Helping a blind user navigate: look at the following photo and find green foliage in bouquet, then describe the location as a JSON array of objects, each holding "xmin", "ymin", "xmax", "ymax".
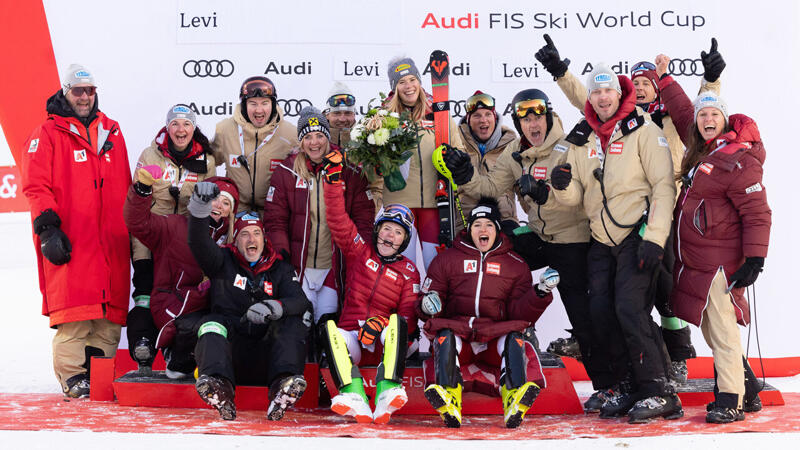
[{"xmin": 345, "ymin": 94, "xmax": 422, "ymax": 190}]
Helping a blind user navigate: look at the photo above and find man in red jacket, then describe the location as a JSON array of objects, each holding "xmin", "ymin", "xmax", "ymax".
[
  {"xmin": 419, "ymin": 198, "xmax": 554, "ymax": 428},
  {"xmin": 21, "ymin": 64, "xmax": 132, "ymax": 398}
]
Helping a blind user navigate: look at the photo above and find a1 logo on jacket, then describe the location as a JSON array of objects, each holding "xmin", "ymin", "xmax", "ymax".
[
  {"xmin": 74, "ymin": 149, "xmax": 87, "ymax": 162},
  {"xmin": 464, "ymin": 260, "xmax": 477, "ymax": 273}
]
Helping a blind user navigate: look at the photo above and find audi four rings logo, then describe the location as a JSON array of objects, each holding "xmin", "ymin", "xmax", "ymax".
[
  {"xmin": 278, "ymin": 99, "xmax": 313, "ymax": 117},
  {"xmin": 668, "ymin": 58, "xmax": 704, "ymax": 76},
  {"xmin": 183, "ymin": 59, "xmax": 235, "ymax": 78}
]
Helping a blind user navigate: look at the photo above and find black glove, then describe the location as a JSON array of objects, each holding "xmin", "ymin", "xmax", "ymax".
[
  {"xmin": 442, "ymin": 145, "xmax": 474, "ymax": 185},
  {"xmin": 187, "ymin": 182, "xmax": 220, "ymax": 218},
  {"xmin": 168, "ymin": 185, "xmax": 180, "ymax": 203},
  {"xmin": 518, "ymin": 175, "xmax": 549, "ymax": 205},
  {"xmin": 550, "ymin": 164, "xmax": 572, "ymax": 190},
  {"xmin": 534, "ymin": 34, "xmax": 570, "ymax": 79},
  {"xmin": 245, "ymin": 300, "xmax": 284, "ymax": 324},
  {"xmin": 701, "ymin": 37, "xmax": 726, "ymax": 82},
  {"xmin": 729, "ymin": 257, "xmax": 764, "ymax": 289},
  {"xmin": 637, "ymin": 240, "xmax": 664, "ymax": 271},
  {"xmin": 33, "ymin": 209, "xmax": 72, "ymax": 265}
]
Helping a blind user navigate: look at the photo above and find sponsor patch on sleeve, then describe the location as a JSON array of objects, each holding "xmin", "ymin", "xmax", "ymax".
[
  {"xmin": 28, "ymin": 139, "xmax": 39, "ymax": 153},
  {"xmin": 413, "ymin": 283, "xmax": 420, "ymax": 293},
  {"xmin": 266, "ymin": 186, "xmax": 275, "ymax": 202},
  {"xmin": 353, "ymin": 233, "xmax": 365, "ymax": 245},
  {"xmin": 553, "ymin": 143, "xmax": 567, "ymax": 153},
  {"xmin": 658, "ymin": 136, "xmax": 669, "ymax": 147},
  {"xmin": 406, "ymin": 262, "xmax": 415, "ymax": 272},
  {"xmin": 270, "ymin": 159, "xmax": 282, "ymax": 171},
  {"xmin": 366, "ymin": 190, "xmax": 373, "ymax": 200},
  {"xmin": 745, "ymin": 182, "xmax": 763, "ymax": 194},
  {"xmin": 422, "ymin": 277, "xmax": 432, "ymax": 293}
]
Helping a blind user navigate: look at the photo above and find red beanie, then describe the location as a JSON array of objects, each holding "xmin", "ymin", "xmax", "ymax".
[
  {"xmin": 232, "ymin": 213, "xmax": 264, "ymax": 240},
  {"xmin": 630, "ymin": 66, "xmax": 661, "ymax": 94}
]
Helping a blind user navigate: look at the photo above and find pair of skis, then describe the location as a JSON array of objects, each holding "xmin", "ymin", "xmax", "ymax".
[{"xmin": 429, "ymin": 50, "xmax": 466, "ymax": 249}]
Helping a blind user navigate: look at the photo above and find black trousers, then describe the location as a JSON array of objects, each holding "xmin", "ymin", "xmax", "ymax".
[
  {"xmin": 125, "ymin": 306, "xmax": 157, "ymax": 360},
  {"xmin": 195, "ymin": 313, "xmax": 309, "ymax": 387},
  {"xmin": 587, "ymin": 232, "xmax": 670, "ymax": 397},
  {"xmin": 653, "ymin": 229, "xmax": 696, "ymax": 362},
  {"xmin": 511, "ymin": 231, "xmax": 608, "ymax": 389}
]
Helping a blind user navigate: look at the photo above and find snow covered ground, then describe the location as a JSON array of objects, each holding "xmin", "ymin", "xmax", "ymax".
[{"xmin": 1, "ymin": 210, "xmax": 798, "ymax": 448}]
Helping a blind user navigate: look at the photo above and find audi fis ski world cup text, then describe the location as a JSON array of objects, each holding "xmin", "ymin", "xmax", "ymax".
[{"xmin": 420, "ymin": 10, "xmax": 706, "ymax": 31}]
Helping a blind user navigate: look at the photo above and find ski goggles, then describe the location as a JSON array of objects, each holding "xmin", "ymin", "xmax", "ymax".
[
  {"xmin": 381, "ymin": 204, "xmax": 415, "ymax": 229},
  {"xmin": 514, "ymin": 99, "xmax": 548, "ymax": 118},
  {"xmin": 69, "ymin": 86, "xmax": 96, "ymax": 97},
  {"xmin": 465, "ymin": 93, "xmax": 495, "ymax": 113},
  {"xmin": 631, "ymin": 61, "xmax": 656, "ymax": 73},
  {"xmin": 327, "ymin": 94, "xmax": 356, "ymax": 107},
  {"xmin": 240, "ymin": 79, "xmax": 275, "ymax": 99}
]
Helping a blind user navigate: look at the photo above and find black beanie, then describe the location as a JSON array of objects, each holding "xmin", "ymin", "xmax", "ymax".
[{"xmin": 467, "ymin": 197, "xmax": 502, "ymax": 232}]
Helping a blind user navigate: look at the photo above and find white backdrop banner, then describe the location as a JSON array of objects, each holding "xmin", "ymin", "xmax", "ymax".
[{"xmin": 3, "ymin": 0, "xmax": 796, "ymax": 357}]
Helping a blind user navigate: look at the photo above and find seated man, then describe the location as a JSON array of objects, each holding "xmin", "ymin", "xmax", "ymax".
[
  {"xmin": 124, "ymin": 168, "xmax": 239, "ymax": 378},
  {"xmin": 320, "ymin": 151, "xmax": 420, "ymax": 424},
  {"xmin": 418, "ymin": 198, "xmax": 556, "ymax": 429},
  {"xmin": 186, "ymin": 182, "xmax": 312, "ymax": 421}
]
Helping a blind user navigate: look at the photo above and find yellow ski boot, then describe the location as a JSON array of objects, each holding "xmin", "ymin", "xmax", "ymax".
[
  {"xmin": 501, "ymin": 382, "xmax": 540, "ymax": 428},
  {"xmin": 424, "ymin": 383, "xmax": 462, "ymax": 428}
]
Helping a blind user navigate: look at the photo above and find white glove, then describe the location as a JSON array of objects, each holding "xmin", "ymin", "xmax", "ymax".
[{"xmin": 420, "ymin": 291, "xmax": 442, "ymax": 316}]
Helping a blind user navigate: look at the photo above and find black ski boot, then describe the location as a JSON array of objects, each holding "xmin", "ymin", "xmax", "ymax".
[
  {"xmin": 706, "ymin": 395, "xmax": 762, "ymax": 413},
  {"xmin": 706, "ymin": 405, "xmax": 745, "ymax": 423},
  {"xmin": 133, "ymin": 337, "xmax": 155, "ymax": 376},
  {"xmin": 584, "ymin": 388, "xmax": 615, "ymax": 413},
  {"xmin": 195, "ymin": 374, "xmax": 236, "ymax": 420},
  {"xmin": 628, "ymin": 394, "xmax": 684, "ymax": 423},
  {"xmin": 599, "ymin": 378, "xmax": 637, "ymax": 418},
  {"xmin": 668, "ymin": 360, "xmax": 688, "ymax": 384},
  {"xmin": 65, "ymin": 374, "xmax": 90, "ymax": 398},
  {"xmin": 546, "ymin": 330, "xmax": 582, "ymax": 360}
]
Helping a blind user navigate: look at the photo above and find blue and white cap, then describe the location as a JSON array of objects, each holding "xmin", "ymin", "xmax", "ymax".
[
  {"xmin": 61, "ymin": 63, "xmax": 95, "ymax": 94},
  {"xmin": 586, "ymin": 63, "xmax": 621, "ymax": 96},
  {"xmin": 693, "ymin": 91, "xmax": 729, "ymax": 123},
  {"xmin": 166, "ymin": 104, "xmax": 197, "ymax": 128}
]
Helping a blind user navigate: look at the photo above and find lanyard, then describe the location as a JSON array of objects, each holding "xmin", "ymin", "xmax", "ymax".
[
  {"xmin": 593, "ymin": 122, "xmax": 621, "ymax": 171},
  {"xmin": 238, "ymin": 125, "xmax": 275, "ymax": 157}
]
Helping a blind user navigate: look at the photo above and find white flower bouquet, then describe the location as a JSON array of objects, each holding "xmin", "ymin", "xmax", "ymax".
[{"xmin": 346, "ymin": 95, "xmax": 421, "ymax": 191}]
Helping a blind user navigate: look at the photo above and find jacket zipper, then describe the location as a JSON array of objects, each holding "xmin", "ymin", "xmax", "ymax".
[
  {"xmin": 312, "ymin": 174, "xmax": 321, "ymax": 267},
  {"xmin": 365, "ymin": 262, "xmax": 385, "ymax": 309},
  {"xmin": 417, "ymin": 139, "xmax": 424, "ymax": 206},
  {"xmin": 251, "ymin": 131, "xmax": 259, "ymax": 212},
  {"xmin": 528, "ymin": 158, "xmax": 548, "ymax": 238},
  {"xmin": 174, "ymin": 165, "xmax": 183, "ymax": 214}
]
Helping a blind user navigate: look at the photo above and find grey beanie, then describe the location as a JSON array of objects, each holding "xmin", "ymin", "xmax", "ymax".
[
  {"xmin": 62, "ymin": 63, "xmax": 95, "ymax": 94},
  {"xmin": 586, "ymin": 63, "xmax": 621, "ymax": 96},
  {"xmin": 324, "ymin": 81, "xmax": 356, "ymax": 114},
  {"xmin": 297, "ymin": 106, "xmax": 331, "ymax": 142},
  {"xmin": 693, "ymin": 91, "xmax": 729, "ymax": 123},
  {"xmin": 387, "ymin": 57, "xmax": 421, "ymax": 91},
  {"xmin": 166, "ymin": 104, "xmax": 197, "ymax": 128}
]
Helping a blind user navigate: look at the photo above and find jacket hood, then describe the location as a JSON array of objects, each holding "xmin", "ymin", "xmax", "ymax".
[
  {"xmin": 458, "ymin": 120, "xmax": 516, "ymax": 155},
  {"xmin": 584, "ymin": 75, "xmax": 637, "ymax": 148},
  {"xmin": 708, "ymin": 114, "xmax": 765, "ymax": 166},
  {"xmin": 153, "ymin": 127, "xmax": 209, "ymax": 171},
  {"xmin": 46, "ymin": 89, "xmax": 99, "ymax": 126},
  {"xmin": 519, "ymin": 111, "xmax": 565, "ymax": 159}
]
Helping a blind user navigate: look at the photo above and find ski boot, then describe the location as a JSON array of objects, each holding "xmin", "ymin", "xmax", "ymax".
[
  {"xmin": 501, "ymin": 381, "xmax": 541, "ymax": 428},
  {"xmin": 65, "ymin": 374, "xmax": 90, "ymax": 398},
  {"xmin": 267, "ymin": 375, "xmax": 307, "ymax": 421},
  {"xmin": 546, "ymin": 330, "xmax": 582, "ymax": 360},
  {"xmin": 424, "ymin": 384, "xmax": 462, "ymax": 428},
  {"xmin": 628, "ymin": 394, "xmax": 684, "ymax": 424},
  {"xmin": 583, "ymin": 388, "xmax": 616, "ymax": 413},
  {"xmin": 668, "ymin": 360, "xmax": 689, "ymax": 384},
  {"xmin": 373, "ymin": 386, "xmax": 408, "ymax": 424},
  {"xmin": 195, "ymin": 374, "xmax": 236, "ymax": 420},
  {"xmin": 133, "ymin": 337, "xmax": 155, "ymax": 376},
  {"xmin": 707, "ymin": 396, "xmax": 762, "ymax": 413},
  {"xmin": 599, "ymin": 378, "xmax": 637, "ymax": 418},
  {"xmin": 331, "ymin": 392, "xmax": 373, "ymax": 423}
]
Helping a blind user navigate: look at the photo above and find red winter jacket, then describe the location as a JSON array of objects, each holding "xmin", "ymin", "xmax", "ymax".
[
  {"xmin": 264, "ymin": 149, "xmax": 374, "ymax": 289},
  {"xmin": 671, "ymin": 114, "xmax": 771, "ymax": 326},
  {"xmin": 324, "ymin": 180, "xmax": 420, "ymax": 333},
  {"xmin": 124, "ymin": 186, "xmax": 219, "ymax": 348},
  {"xmin": 21, "ymin": 92, "xmax": 131, "ymax": 327},
  {"xmin": 421, "ymin": 232, "xmax": 551, "ymax": 342}
]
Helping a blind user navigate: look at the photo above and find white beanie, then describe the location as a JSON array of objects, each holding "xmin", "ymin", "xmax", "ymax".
[
  {"xmin": 586, "ymin": 63, "xmax": 621, "ymax": 96},
  {"xmin": 62, "ymin": 64, "xmax": 95, "ymax": 94},
  {"xmin": 323, "ymin": 81, "xmax": 356, "ymax": 114},
  {"xmin": 693, "ymin": 91, "xmax": 729, "ymax": 123}
]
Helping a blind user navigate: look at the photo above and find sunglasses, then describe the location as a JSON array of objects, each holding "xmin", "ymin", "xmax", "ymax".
[
  {"xmin": 514, "ymin": 99, "xmax": 548, "ymax": 118},
  {"xmin": 631, "ymin": 61, "xmax": 656, "ymax": 73},
  {"xmin": 240, "ymin": 80, "xmax": 275, "ymax": 99},
  {"xmin": 466, "ymin": 93, "xmax": 495, "ymax": 113},
  {"xmin": 327, "ymin": 94, "xmax": 355, "ymax": 107},
  {"xmin": 383, "ymin": 204, "xmax": 415, "ymax": 228},
  {"xmin": 70, "ymin": 86, "xmax": 96, "ymax": 97}
]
